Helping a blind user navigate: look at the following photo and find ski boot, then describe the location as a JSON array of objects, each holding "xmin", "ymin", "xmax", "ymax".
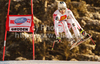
[
  {"xmin": 79, "ymin": 28, "xmax": 85, "ymax": 35},
  {"xmin": 79, "ymin": 28, "xmax": 90, "ymax": 39},
  {"xmin": 83, "ymin": 33, "xmax": 90, "ymax": 40}
]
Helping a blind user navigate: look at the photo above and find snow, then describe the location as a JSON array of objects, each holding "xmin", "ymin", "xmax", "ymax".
[{"xmin": 0, "ymin": 60, "xmax": 100, "ymax": 64}]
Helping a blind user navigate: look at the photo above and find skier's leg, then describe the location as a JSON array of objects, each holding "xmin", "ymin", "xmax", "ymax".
[
  {"xmin": 54, "ymin": 20, "xmax": 62, "ymax": 43},
  {"xmin": 67, "ymin": 19, "xmax": 81, "ymax": 41},
  {"xmin": 61, "ymin": 21, "xmax": 73, "ymax": 39},
  {"xmin": 61, "ymin": 21, "xmax": 75, "ymax": 45}
]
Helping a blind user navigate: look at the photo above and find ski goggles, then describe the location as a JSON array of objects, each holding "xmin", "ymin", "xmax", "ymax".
[{"xmin": 59, "ymin": 8, "xmax": 66, "ymax": 11}]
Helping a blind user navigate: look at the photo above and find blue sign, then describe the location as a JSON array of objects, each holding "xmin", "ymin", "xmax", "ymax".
[{"xmin": 14, "ymin": 17, "xmax": 27, "ymax": 25}]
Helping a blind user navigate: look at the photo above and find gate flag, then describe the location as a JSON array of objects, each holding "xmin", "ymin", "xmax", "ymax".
[
  {"xmin": 6, "ymin": 15, "xmax": 34, "ymax": 32},
  {"xmin": 3, "ymin": 0, "xmax": 34, "ymax": 61}
]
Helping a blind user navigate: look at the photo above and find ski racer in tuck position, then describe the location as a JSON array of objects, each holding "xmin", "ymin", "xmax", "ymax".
[{"xmin": 53, "ymin": 1, "xmax": 89, "ymax": 46}]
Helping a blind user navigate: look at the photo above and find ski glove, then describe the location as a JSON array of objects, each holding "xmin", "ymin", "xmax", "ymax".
[
  {"xmin": 79, "ymin": 28, "xmax": 85, "ymax": 36},
  {"xmin": 56, "ymin": 37, "xmax": 61, "ymax": 43}
]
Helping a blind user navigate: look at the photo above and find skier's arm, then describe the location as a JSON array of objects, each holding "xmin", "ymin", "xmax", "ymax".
[
  {"xmin": 53, "ymin": 14, "xmax": 60, "ymax": 37},
  {"xmin": 69, "ymin": 11, "xmax": 85, "ymax": 36},
  {"xmin": 69, "ymin": 11, "xmax": 82, "ymax": 29}
]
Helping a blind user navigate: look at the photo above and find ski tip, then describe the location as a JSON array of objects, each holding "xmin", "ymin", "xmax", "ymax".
[{"xmin": 70, "ymin": 48, "xmax": 72, "ymax": 50}]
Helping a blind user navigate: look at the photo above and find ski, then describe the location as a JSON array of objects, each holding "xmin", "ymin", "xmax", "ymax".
[
  {"xmin": 69, "ymin": 39, "xmax": 81, "ymax": 50},
  {"xmin": 75, "ymin": 35, "xmax": 92, "ymax": 47},
  {"xmin": 70, "ymin": 35, "xmax": 92, "ymax": 50}
]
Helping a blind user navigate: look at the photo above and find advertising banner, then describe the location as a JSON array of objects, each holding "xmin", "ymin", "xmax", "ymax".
[{"xmin": 6, "ymin": 15, "xmax": 33, "ymax": 32}]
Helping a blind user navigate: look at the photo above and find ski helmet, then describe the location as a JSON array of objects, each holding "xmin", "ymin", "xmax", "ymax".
[{"xmin": 58, "ymin": 1, "xmax": 67, "ymax": 10}]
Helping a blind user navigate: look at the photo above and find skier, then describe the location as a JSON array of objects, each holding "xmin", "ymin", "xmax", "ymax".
[{"xmin": 53, "ymin": 1, "xmax": 86, "ymax": 45}]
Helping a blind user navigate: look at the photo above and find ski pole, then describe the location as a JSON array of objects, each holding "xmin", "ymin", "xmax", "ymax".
[
  {"xmin": 51, "ymin": 40, "xmax": 59, "ymax": 50},
  {"xmin": 88, "ymin": 34, "xmax": 96, "ymax": 46},
  {"xmin": 51, "ymin": 41, "xmax": 55, "ymax": 50}
]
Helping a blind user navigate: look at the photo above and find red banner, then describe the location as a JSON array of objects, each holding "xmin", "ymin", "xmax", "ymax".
[{"xmin": 6, "ymin": 15, "xmax": 34, "ymax": 32}]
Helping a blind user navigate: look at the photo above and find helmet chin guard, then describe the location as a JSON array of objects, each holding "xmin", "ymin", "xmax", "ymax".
[{"xmin": 58, "ymin": 1, "xmax": 67, "ymax": 10}]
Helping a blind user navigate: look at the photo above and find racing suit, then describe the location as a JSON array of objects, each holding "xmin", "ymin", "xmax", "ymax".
[{"xmin": 53, "ymin": 8, "xmax": 82, "ymax": 40}]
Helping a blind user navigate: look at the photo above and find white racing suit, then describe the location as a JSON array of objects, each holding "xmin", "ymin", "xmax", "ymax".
[{"xmin": 53, "ymin": 8, "xmax": 82, "ymax": 40}]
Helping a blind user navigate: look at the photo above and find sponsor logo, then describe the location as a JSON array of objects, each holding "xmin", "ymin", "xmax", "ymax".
[
  {"xmin": 14, "ymin": 17, "xmax": 27, "ymax": 25},
  {"xmin": 10, "ymin": 27, "xmax": 29, "ymax": 31},
  {"xmin": 10, "ymin": 17, "xmax": 31, "ymax": 25},
  {"xmin": 60, "ymin": 15, "xmax": 67, "ymax": 21},
  {"xmin": 53, "ymin": 14, "xmax": 57, "ymax": 21},
  {"xmin": 53, "ymin": 14, "xmax": 57, "ymax": 16}
]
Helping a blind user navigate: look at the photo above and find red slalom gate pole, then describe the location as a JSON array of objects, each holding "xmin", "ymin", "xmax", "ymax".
[
  {"xmin": 31, "ymin": 0, "xmax": 34, "ymax": 60},
  {"xmin": 2, "ymin": 30, "xmax": 7, "ymax": 61},
  {"xmin": 3, "ymin": 0, "xmax": 10, "ymax": 61},
  {"xmin": 32, "ymin": 32, "xmax": 35, "ymax": 60},
  {"xmin": 7, "ymin": 0, "xmax": 11, "ymax": 15},
  {"xmin": 31, "ymin": 0, "xmax": 33, "ymax": 15}
]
